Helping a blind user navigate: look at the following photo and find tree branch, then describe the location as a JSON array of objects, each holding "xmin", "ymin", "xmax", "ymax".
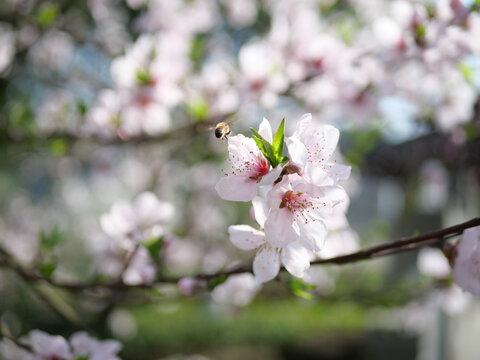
[{"xmin": 0, "ymin": 217, "xmax": 478, "ymax": 292}]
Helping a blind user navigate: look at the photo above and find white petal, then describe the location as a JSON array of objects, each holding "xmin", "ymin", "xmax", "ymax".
[
  {"xmin": 227, "ymin": 134, "xmax": 263, "ymax": 169},
  {"xmin": 264, "ymin": 208, "xmax": 299, "ymax": 248},
  {"xmin": 304, "ymin": 125, "xmax": 339, "ymax": 166},
  {"xmin": 257, "ymin": 165, "xmax": 283, "ymax": 186},
  {"xmin": 252, "ymin": 196, "xmax": 268, "ymax": 228},
  {"xmin": 258, "ymin": 117, "xmax": 273, "ymax": 143},
  {"xmin": 287, "ymin": 138, "xmax": 308, "ymax": 166},
  {"xmin": 135, "ymin": 191, "xmax": 174, "ymax": 226},
  {"xmin": 30, "ymin": 330, "xmax": 71, "ymax": 358},
  {"xmin": 295, "ymin": 184, "xmax": 348, "ymax": 214},
  {"xmin": 253, "ymin": 244, "xmax": 280, "ymax": 283},
  {"xmin": 305, "ymin": 163, "xmax": 332, "ymax": 186},
  {"xmin": 100, "ymin": 201, "xmax": 136, "ymax": 237},
  {"xmin": 324, "ymin": 163, "xmax": 351, "ymax": 182},
  {"xmin": 228, "ymin": 225, "xmax": 265, "ymax": 250},
  {"xmin": 296, "ymin": 215, "xmax": 328, "ymax": 252},
  {"xmin": 215, "ymin": 175, "xmax": 257, "ymax": 201},
  {"xmin": 293, "ymin": 113, "xmax": 312, "ymax": 139},
  {"xmin": 281, "ymin": 241, "xmax": 311, "ymax": 278}
]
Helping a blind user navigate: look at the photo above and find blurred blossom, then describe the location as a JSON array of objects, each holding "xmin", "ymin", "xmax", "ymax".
[
  {"xmin": 436, "ymin": 77, "xmax": 476, "ymax": 132},
  {"xmin": 452, "ymin": 226, "xmax": 480, "ymax": 296},
  {"xmin": 100, "ymin": 191, "xmax": 174, "ymax": 248},
  {"xmin": 201, "ymin": 248, "xmax": 228, "ymax": 274},
  {"xmin": 29, "ymin": 330, "xmax": 72, "ymax": 359},
  {"xmin": 211, "ymin": 273, "xmax": 261, "ymax": 307},
  {"xmin": 0, "ymin": 339, "xmax": 31, "ymax": 360},
  {"xmin": 84, "ymin": 89, "xmax": 123, "ymax": 138},
  {"xmin": 417, "ymin": 247, "xmax": 451, "ymax": 279},
  {"xmin": 36, "ymin": 90, "xmax": 78, "ymax": 133},
  {"xmin": 416, "ymin": 160, "xmax": 449, "ymax": 213},
  {"xmin": 303, "ymin": 266, "xmax": 335, "ymax": 295},
  {"xmin": 107, "ymin": 309, "xmax": 138, "ymax": 340},
  {"xmin": 321, "ymin": 228, "xmax": 360, "ymax": 259},
  {"xmin": 0, "ymin": 22, "xmax": 15, "ymax": 75},
  {"xmin": 0, "ymin": 223, "xmax": 38, "ymax": 266},
  {"xmin": 221, "ymin": 0, "xmax": 258, "ymax": 27},
  {"xmin": 70, "ymin": 332, "xmax": 122, "ymax": 360},
  {"xmin": 239, "ymin": 41, "xmax": 288, "ymax": 108},
  {"xmin": 135, "ymin": 0, "xmax": 219, "ymax": 34},
  {"xmin": 0, "ymin": 329, "xmax": 123, "ymax": 360},
  {"xmin": 27, "ymin": 30, "xmax": 73, "ymax": 71},
  {"xmin": 164, "ymin": 239, "xmax": 203, "ymax": 275},
  {"xmin": 123, "ymin": 246, "xmax": 156, "ymax": 285},
  {"xmin": 178, "ymin": 277, "xmax": 206, "ymax": 296}
]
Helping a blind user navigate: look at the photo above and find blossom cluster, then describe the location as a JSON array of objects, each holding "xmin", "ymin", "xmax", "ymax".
[
  {"xmin": 75, "ymin": 0, "xmax": 480, "ymax": 140},
  {"xmin": 0, "ymin": 330, "xmax": 122, "ymax": 360},
  {"xmin": 416, "ymin": 225, "xmax": 480, "ymax": 303},
  {"xmin": 452, "ymin": 226, "xmax": 480, "ymax": 296},
  {"xmin": 215, "ymin": 114, "xmax": 351, "ymax": 283},
  {"xmin": 96, "ymin": 191, "xmax": 174, "ymax": 285}
]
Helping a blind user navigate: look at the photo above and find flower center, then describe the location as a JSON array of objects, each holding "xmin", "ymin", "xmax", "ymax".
[
  {"xmin": 280, "ymin": 191, "xmax": 309, "ymax": 211},
  {"xmin": 279, "ymin": 190, "xmax": 324, "ymax": 225},
  {"xmin": 246, "ymin": 155, "xmax": 270, "ymax": 181}
]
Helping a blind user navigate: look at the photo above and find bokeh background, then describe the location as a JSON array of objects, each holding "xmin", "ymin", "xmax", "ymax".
[{"xmin": 1, "ymin": 0, "xmax": 480, "ymax": 359}]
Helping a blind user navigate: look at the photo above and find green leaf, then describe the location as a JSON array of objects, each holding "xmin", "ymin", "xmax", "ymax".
[
  {"xmin": 190, "ymin": 35, "xmax": 206, "ymax": 65},
  {"xmin": 250, "ymin": 128, "xmax": 276, "ymax": 167},
  {"xmin": 142, "ymin": 236, "xmax": 164, "ymax": 260},
  {"xmin": 272, "ymin": 118, "xmax": 286, "ymax": 165},
  {"xmin": 39, "ymin": 226, "xmax": 63, "ymax": 250},
  {"xmin": 49, "ymin": 139, "xmax": 68, "ymax": 157},
  {"xmin": 208, "ymin": 275, "xmax": 228, "ymax": 290},
  {"xmin": 288, "ymin": 278, "xmax": 316, "ymax": 300},
  {"xmin": 459, "ymin": 62, "xmax": 474, "ymax": 83},
  {"xmin": 136, "ymin": 69, "xmax": 152, "ymax": 86},
  {"xmin": 74, "ymin": 356, "xmax": 89, "ymax": 360},
  {"xmin": 186, "ymin": 98, "xmax": 209, "ymax": 122},
  {"xmin": 36, "ymin": 3, "xmax": 59, "ymax": 27},
  {"xmin": 37, "ymin": 261, "xmax": 56, "ymax": 278},
  {"xmin": 77, "ymin": 100, "xmax": 87, "ymax": 116}
]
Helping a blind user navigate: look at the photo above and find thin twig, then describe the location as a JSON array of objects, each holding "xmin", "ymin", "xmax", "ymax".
[
  {"xmin": 0, "ymin": 325, "xmax": 33, "ymax": 353},
  {"xmin": 0, "ymin": 217, "xmax": 478, "ymax": 292}
]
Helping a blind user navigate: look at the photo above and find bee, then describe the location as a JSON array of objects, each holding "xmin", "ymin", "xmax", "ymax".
[
  {"xmin": 197, "ymin": 118, "xmax": 236, "ymax": 143},
  {"xmin": 214, "ymin": 121, "xmax": 232, "ymax": 143}
]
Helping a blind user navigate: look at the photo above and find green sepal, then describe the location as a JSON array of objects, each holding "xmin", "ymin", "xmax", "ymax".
[
  {"xmin": 272, "ymin": 118, "xmax": 286, "ymax": 165},
  {"xmin": 207, "ymin": 275, "xmax": 228, "ymax": 290},
  {"xmin": 37, "ymin": 261, "xmax": 57, "ymax": 278},
  {"xmin": 288, "ymin": 278, "xmax": 316, "ymax": 300},
  {"xmin": 142, "ymin": 236, "xmax": 164, "ymax": 261},
  {"xmin": 39, "ymin": 226, "xmax": 63, "ymax": 250}
]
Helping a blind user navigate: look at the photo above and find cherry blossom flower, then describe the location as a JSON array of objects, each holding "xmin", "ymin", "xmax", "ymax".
[
  {"xmin": 211, "ymin": 273, "xmax": 261, "ymax": 306},
  {"xmin": 70, "ymin": 332, "xmax": 122, "ymax": 360},
  {"xmin": 264, "ymin": 174, "xmax": 347, "ymax": 252},
  {"xmin": 228, "ymin": 197, "xmax": 311, "ymax": 283},
  {"xmin": 100, "ymin": 191, "xmax": 174, "ymax": 248},
  {"xmin": 178, "ymin": 277, "xmax": 206, "ymax": 296},
  {"xmin": 0, "ymin": 22, "xmax": 15, "ymax": 75},
  {"xmin": 215, "ymin": 118, "xmax": 283, "ymax": 202},
  {"xmin": 122, "ymin": 246, "xmax": 156, "ymax": 285},
  {"xmin": 0, "ymin": 330, "xmax": 122, "ymax": 360},
  {"xmin": 417, "ymin": 247, "xmax": 451, "ymax": 280},
  {"xmin": 452, "ymin": 226, "xmax": 480, "ymax": 296},
  {"xmin": 286, "ymin": 114, "xmax": 351, "ymax": 186},
  {"xmin": 29, "ymin": 330, "xmax": 72, "ymax": 360}
]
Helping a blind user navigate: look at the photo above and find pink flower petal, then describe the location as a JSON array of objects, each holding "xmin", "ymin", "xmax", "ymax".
[
  {"xmin": 228, "ymin": 225, "xmax": 265, "ymax": 250},
  {"xmin": 264, "ymin": 208, "xmax": 299, "ymax": 248},
  {"xmin": 253, "ymin": 244, "xmax": 280, "ymax": 283},
  {"xmin": 281, "ymin": 241, "xmax": 311, "ymax": 278},
  {"xmin": 215, "ymin": 175, "xmax": 257, "ymax": 201}
]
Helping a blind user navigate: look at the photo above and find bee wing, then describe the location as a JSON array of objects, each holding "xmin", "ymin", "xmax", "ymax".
[{"xmin": 195, "ymin": 123, "xmax": 216, "ymax": 132}]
